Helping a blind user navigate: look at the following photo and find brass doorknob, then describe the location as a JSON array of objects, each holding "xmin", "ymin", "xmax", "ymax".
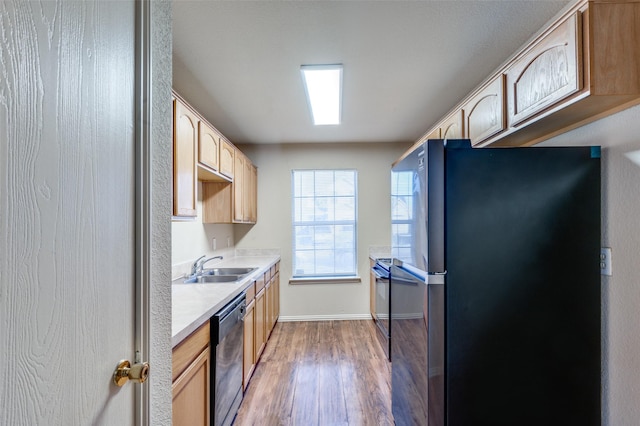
[{"xmin": 113, "ymin": 359, "xmax": 150, "ymax": 387}]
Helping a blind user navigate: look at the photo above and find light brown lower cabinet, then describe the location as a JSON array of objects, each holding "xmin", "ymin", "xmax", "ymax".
[
  {"xmin": 242, "ymin": 262, "xmax": 280, "ymax": 389},
  {"xmin": 172, "ymin": 322, "xmax": 211, "ymax": 426},
  {"xmin": 243, "ymin": 298, "xmax": 256, "ymax": 390},
  {"xmin": 254, "ymin": 288, "xmax": 266, "ymax": 362},
  {"xmin": 369, "ymin": 259, "xmax": 376, "ymax": 320}
]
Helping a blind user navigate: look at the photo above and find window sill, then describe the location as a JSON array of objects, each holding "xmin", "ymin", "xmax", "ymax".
[{"xmin": 289, "ymin": 276, "xmax": 362, "ymax": 285}]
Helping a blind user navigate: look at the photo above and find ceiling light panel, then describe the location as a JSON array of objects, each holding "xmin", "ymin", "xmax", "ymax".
[{"xmin": 301, "ymin": 64, "xmax": 343, "ymax": 126}]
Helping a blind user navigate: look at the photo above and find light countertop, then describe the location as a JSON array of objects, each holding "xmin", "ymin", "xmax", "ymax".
[{"xmin": 172, "ymin": 254, "xmax": 280, "ymax": 347}]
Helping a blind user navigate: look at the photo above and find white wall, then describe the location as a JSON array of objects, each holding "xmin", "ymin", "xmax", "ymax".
[
  {"xmin": 171, "ymin": 182, "xmax": 236, "ymax": 277},
  {"xmin": 537, "ymin": 104, "xmax": 640, "ymax": 426},
  {"xmin": 237, "ymin": 142, "xmax": 410, "ymax": 320}
]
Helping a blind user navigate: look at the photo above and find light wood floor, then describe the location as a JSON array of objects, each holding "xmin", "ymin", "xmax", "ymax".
[{"xmin": 235, "ymin": 320, "xmax": 393, "ymax": 426}]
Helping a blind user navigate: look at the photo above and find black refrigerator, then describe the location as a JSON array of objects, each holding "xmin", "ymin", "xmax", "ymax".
[{"xmin": 390, "ymin": 139, "xmax": 601, "ymax": 426}]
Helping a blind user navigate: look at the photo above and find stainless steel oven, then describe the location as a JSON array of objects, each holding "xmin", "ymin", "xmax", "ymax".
[
  {"xmin": 372, "ymin": 258, "xmax": 391, "ymax": 360},
  {"xmin": 211, "ymin": 293, "xmax": 246, "ymax": 426}
]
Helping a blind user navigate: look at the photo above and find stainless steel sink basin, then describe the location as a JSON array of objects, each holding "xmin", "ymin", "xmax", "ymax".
[
  {"xmin": 193, "ymin": 275, "xmax": 240, "ymax": 283},
  {"xmin": 181, "ymin": 275, "xmax": 239, "ymax": 284},
  {"xmin": 203, "ymin": 267, "xmax": 258, "ymax": 276}
]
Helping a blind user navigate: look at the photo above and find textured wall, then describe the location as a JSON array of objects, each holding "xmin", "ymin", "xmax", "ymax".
[
  {"xmin": 538, "ymin": 104, "xmax": 640, "ymax": 425},
  {"xmin": 150, "ymin": 0, "xmax": 173, "ymax": 424},
  {"xmin": 237, "ymin": 142, "xmax": 410, "ymax": 320}
]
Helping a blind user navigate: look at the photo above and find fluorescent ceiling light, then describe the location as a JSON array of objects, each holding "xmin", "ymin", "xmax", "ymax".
[{"xmin": 301, "ymin": 64, "xmax": 342, "ymax": 125}]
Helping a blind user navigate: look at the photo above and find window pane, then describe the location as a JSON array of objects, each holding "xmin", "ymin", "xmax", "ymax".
[
  {"xmin": 315, "ymin": 250, "xmax": 335, "ymax": 274},
  {"xmin": 315, "ymin": 171, "xmax": 334, "ymax": 196},
  {"xmin": 315, "ymin": 197, "xmax": 334, "ymax": 222},
  {"xmin": 300, "ymin": 197, "xmax": 315, "ymax": 222},
  {"xmin": 335, "ymin": 170, "xmax": 355, "ymax": 196},
  {"xmin": 314, "ymin": 225, "xmax": 334, "ymax": 250},
  {"xmin": 335, "ymin": 225, "xmax": 354, "ymax": 248},
  {"xmin": 299, "ymin": 171, "xmax": 315, "ymax": 197},
  {"xmin": 335, "ymin": 197, "xmax": 354, "ymax": 221},
  {"xmin": 335, "ymin": 249, "xmax": 355, "ymax": 273},
  {"xmin": 295, "ymin": 225, "xmax": 315, "ymax": 250},
  {"xmin": 294, "ymin": 250, "xmax": 314, "ymax": 275}
]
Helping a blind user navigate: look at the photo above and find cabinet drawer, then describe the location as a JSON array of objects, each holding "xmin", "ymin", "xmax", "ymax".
[
  {"xmin": 462, "ymin": 75, "xmax": 505, "ymax": 145},
  {"xmin": 255, "ymin": 275, "xmax": 265, "ymax": 292},
  {"xmin": 172, "ymin": 321, "xmax": 210, "ymax": 381},
  {"xmin": 506, "ymin": 12, "xmax": 582, "ymax": 127},
  {"xmin": 245, "ymin": 281, "xmax": 256, "ymax": 301}
]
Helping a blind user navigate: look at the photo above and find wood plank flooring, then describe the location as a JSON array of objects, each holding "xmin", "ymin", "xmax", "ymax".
[{"xmin": 234, "ymin": 320, "xmax": 393, "ymax": 426}]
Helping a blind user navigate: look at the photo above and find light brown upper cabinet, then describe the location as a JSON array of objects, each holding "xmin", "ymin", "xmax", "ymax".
[
  {"xmin": 249, "ymin": 164, "xmax": 257, "ymax": 223},
  {"xmin": 425, "ymin": 128, "xmax": 441, "ymax": 140},
  {"xmin": 462, "ymin": 75, "xmax": 505, "ymax": 145},
  {"xmin": 173, "ymin": 97, "xmax": 197, "ymax": 218},
  {"xmin": 233, "ymin": 153, "xmax": 245, "ymax": 223},
  {"xmin": 198, "ymin": 121, "xmax": 219, "ymax": 172},
  {"xmin": 506, "ymin": 13, "xmax": 581, "ymax": 128},
  {"xmin": 219, "ymin": 140, "xmax": 235, "ymax": 179},
  {"xmin": 441, "ymin": 110, "xmax": 463, "ymax": 139}
]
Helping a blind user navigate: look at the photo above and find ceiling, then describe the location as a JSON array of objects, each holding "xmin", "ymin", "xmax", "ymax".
[{"xmin": 172, "ymin": 0, "xmax": 572, "ymax": 145}]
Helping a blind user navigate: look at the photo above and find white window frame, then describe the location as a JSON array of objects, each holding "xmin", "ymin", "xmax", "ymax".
[{"xmin": 291, "ymin": 169, "xmax": 358, "ymax": 280}]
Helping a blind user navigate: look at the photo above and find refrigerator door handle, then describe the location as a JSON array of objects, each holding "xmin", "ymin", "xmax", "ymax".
[{"xmin": 426, "ymin": 273, "xmax": 445, "ymax": 285}]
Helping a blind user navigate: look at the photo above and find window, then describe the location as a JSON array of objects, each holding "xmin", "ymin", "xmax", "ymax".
[
  {"xmin": 391, "ymin": 170, "xmax": 414, "ymax": 262},
  {"xmin": 292, "ymin": 170, "xmax": 357, "ymax": 278}
]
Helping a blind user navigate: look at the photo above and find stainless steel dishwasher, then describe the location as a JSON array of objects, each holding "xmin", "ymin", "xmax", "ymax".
[{"xmin": 211, "ymin": 293, "xmax": 246, "ymax": 426}]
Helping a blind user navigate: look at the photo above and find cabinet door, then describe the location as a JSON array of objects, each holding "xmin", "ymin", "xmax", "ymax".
[
  {"xmin": 233, "ymin": 153, "xmax": 245, "ymax": 222},
  {"xmin": 198, "ymin": 121, "xmax": 219, "ymax": 171},
  {"xmin": 370, "ymin": 259, "xmax": 376, "ymax": 320},
  {"xmin": 173, "ymin": 99, "xmax": 197, "ymax": 217},
  {"xmin": 265, "ymin": 280, "xmax": 273, "ymax": 336},
  {"xmin": 462, "ymin": 75, "xmax": 505, "ymax": 145},
  {"xmin": 250, "ymin": 164, "xmax": 258, "ymax": 223},
  {"xmin": 506, "ymin": 12, "xmax": 581, "ymax": 127},
  {"xmin": 274, "ymin": 271, "xmax": 280, "ymax": 321},
  {"xmin": 243, "ymin": 158, "xmax": 252, "ymax": 222},
  {"xmin": 441, "ymin": 110, "xmax": 463, "ymax": 139},
  {"xmin": 254, "ymin": 289, "xmax": 266, "ymax": 361},
  {"xmin": 172, "ymin": 347, "xmax": 210, "ymax": 426},
  {"xmin": 219, "ymin": 140, "xmax": 235, "ymax": 178},
  {"xmin": 425, "ymin": 127, "xmax": 441, "ymax": 140},
  {"xmin": 243, "ymin": 299, "xmax": 255, "ymax": 390}
]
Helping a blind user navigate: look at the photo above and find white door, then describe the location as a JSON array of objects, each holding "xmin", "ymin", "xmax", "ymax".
[{"xmin": 0, "ymin": 1, "xmax": 139, "ymax": 424}]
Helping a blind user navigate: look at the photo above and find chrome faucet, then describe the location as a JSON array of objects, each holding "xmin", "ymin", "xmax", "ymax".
[
  {"xmin": 190, "ymin": 255, "xmax": 206, "ymax": 276},
  {"xmin": 194, "ymin": 255, "xmax": 224, "ymax": 275}
]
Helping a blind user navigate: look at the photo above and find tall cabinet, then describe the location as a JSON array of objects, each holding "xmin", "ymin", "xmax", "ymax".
[{"xmin": 173, "ymin": 97, "xmax": 198, "ymax": 218}]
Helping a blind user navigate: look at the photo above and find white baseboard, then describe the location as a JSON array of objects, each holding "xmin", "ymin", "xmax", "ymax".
[{"xmin": 278, "ymin": 313, "xmax": 373, "ymax": 322}]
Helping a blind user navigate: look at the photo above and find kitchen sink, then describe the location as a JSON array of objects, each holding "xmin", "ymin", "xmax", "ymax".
[
  {"xmin": 202, "ymin": 267, "xmax": 258, "ymax": 276},
  {"xmin": 179, "ymin": 266, "xmax": 258, "ymax": 284}
]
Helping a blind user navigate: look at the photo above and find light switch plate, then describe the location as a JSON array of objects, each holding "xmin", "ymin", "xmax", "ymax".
[{"xmin": 600, "ymin": 247, "xmax": 612, "ymax": 276}]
